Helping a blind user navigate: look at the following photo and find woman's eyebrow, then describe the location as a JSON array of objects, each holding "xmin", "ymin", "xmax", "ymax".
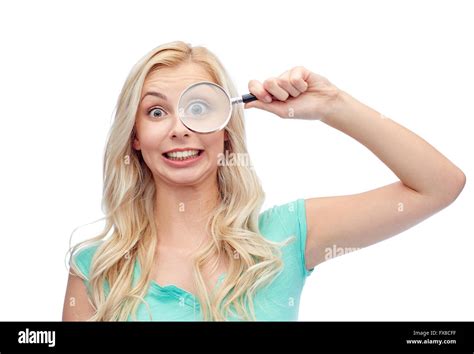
[{"xmin": 141, "ymin": 91, "xmax": 168, "ymax": 102}]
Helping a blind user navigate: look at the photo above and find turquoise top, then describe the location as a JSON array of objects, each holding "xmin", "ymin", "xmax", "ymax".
[{"xmin": 72, "ymin": 198, "xmax": 314, "ymax": 321}]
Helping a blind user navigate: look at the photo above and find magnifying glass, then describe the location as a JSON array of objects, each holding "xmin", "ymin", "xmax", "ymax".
[{"xmin": 177, "ymin": 81, "xmax": 259, "ymax": 134}]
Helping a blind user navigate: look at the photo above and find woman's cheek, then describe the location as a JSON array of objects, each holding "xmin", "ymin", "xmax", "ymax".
[{"xmin": 139, "ymin": 122, "xmax": 166, "ymax": 151}]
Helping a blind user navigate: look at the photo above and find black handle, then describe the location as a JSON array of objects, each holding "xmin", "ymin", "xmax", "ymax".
[{"xmin": 242, "ymin": 93, "xmax": 258, "ymax": 103}]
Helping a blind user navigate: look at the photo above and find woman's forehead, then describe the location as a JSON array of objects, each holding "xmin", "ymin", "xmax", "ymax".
[{"xmin": 143, "ymin": 63, "xmax": 215, "ymax": 93}]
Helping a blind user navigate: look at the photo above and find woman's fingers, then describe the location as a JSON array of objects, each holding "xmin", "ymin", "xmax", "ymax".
[
  {"xmin": 263, "ymin": 77, "xmax": 289, "ymax": 101},
  {"xmin": 246, "ymin": 66, "xmax": 334, "ymax": 120},
  {"xmin": 289, "ymin": 66, "xmax": 309, "ymax": 93},
  {"xmin": 248, "ymin": 80, "xmax": 272, "ymax": 103},
  {"xmin": 277, "ymin": 71, "xmax": 302, "ymax": 98},
  {"xmin": 248, "ymin": 66, "xmax": 310, "ymax": 105},
  {"xmin": 278, "ymin": 79, "xmax": 301, "ymax": 97}
]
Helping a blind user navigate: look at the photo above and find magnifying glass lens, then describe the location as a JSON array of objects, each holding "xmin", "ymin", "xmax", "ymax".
[{"xmin": 178, "ymin": 82, "xmax": 231, "ymax": 133}]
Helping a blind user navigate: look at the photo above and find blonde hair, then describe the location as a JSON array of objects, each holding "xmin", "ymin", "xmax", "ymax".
[{"xmin": 67, "ymin": 41, "xmax": 292, "ymax": 321}]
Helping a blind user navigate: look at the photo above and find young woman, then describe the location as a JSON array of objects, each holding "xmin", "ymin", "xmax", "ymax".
[{"xmin": 62, "ymin": 41, "xmax": 465, "ymax": 321}]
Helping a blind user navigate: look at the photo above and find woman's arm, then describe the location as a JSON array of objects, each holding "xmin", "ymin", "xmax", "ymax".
[
  {"xmin": 246, "ymin": 67, "xmax": 466, "ymax": 269},
  {"xmin": 305, "ymin": 90, "xmax": 465, "ymax": 268},
  {"xmin": 62, "ymin": 271, "xmax": 96, "ymax": 321}
]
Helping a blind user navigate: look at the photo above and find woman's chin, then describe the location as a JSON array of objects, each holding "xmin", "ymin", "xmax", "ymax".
[{"xmin": 157, "ymin": 167, "xmax": 209, "ymax": 187}]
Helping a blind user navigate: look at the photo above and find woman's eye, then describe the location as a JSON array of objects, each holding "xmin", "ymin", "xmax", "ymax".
[
  {"xmin": 148, "ymin": 107, "xmax": 166, "ymax": 119},
  {"xmin": 185, "ymin": 100, "xmax": 210, "ymax": 117}
]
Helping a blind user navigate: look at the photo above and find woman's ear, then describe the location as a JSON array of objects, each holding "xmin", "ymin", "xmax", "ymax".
[
  {"xmin": 132, "ymin": 131, "xmax": 141, "ymax": 150},
  {"xmin": 224, "ymin": 130, "xmax": 229, "ymax": 142}
]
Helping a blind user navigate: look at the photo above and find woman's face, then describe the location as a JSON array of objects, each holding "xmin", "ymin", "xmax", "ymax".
[{"xmin": 133, "ymin": 62, "xmax": 227, "ymax": 186}]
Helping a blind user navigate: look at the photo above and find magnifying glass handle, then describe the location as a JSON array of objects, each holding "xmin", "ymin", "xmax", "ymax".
[
  {"xmin": 231, "ymin": 93, "xmax": 259, "ymax": 105},
  {"xmin": 242, "ymin": 93, "xmax": 258, "ymax": 103}
]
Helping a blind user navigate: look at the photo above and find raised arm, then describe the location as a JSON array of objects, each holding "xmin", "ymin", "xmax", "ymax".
[
  {"xmin": 245, "ymin": 66, "xmax": 466, "ymax": 270},
  {"xmin": 304, "ymin": 90, "xmax": 465, "ymax": 268}
]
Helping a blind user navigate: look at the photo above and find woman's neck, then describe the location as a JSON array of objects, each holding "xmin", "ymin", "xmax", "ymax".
[{"xmin": 153, "ymin": 179, "xmax": 220, "ymax": 251}]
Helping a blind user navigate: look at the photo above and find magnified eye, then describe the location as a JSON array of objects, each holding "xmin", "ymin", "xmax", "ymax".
[{"xmin": 185, "ymin": 100, "xmax": 210, "ymax": 117}]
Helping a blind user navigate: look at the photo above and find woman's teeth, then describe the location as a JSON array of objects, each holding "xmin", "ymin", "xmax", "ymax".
[{"xmin": 165, "ymin": 150, "xmax": 201, "ymax": 160}]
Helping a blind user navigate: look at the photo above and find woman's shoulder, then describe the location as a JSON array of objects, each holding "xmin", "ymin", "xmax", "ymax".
[
  {"xmin": 258, "ymin": 198, "xmax": 306, "ymax": 239},
  {"xmin": 258, "ymin": 198, "xmax": 314, "ymax": 277},
  {"xmin": 71, "ymin": 240, "xmax": 104, "ymax": 279}
]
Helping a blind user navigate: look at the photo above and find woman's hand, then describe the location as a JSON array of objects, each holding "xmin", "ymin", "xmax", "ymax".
[{"xmin": 244, "ymin": 66, "xmax": 341, "ymax": 121}]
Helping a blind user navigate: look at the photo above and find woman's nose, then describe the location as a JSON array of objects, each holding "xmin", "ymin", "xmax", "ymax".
[{"xmin": 169, "ymin": 113, "xmax": 193, "ymax": 137}]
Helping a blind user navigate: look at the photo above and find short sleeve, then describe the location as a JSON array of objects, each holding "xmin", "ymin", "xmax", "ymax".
[
  {"xmin": 295, "ymin": 198, "xmax": 315, "ymax": 277},
  {"xmin": 259, "ymin": 198, "xmax": 314, "ymax": 278},
  {"xmin": 71, "ymin": 243, "xmax": 101, "ymax": 293}
]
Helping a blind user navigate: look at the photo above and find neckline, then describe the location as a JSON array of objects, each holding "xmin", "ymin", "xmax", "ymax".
[
  {"xmin": 134, "ymin": 258, "xmax": 227, "ymax": 307},
  {"xmin": 149, "ymin": 272, "xmax": 226, "ymax": 308},
  {"xmin": 150, "ymin": 272, "xmax": 226, "ymax": 294}
]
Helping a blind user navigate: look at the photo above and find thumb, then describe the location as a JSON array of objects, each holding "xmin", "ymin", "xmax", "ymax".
[
  {"xmin": 244, "ymin": 99, "xmax": 286, "ymax": 116},
  {"xmin": 244, "ymin": 99, "xmax": 265, "ymax": 109}
]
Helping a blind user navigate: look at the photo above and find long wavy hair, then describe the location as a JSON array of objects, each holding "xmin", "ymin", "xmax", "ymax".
[{"xmin": 67, "ymin": 41, "xmax": 293, "ymax": 321}]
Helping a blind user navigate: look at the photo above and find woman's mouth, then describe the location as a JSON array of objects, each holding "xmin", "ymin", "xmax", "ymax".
[{"xmin": 162, "ymin": 149, "xmax": 204, "ymax": 161}]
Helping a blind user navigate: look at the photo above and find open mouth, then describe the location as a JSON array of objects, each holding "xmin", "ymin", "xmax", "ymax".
[{"xmin": 162, "ymin": 149, "xmax": 204, "ymax": 161}]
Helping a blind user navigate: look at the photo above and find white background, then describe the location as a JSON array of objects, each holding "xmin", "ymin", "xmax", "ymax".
[{"xmin": 0, "ymin": 0, "xmax": 472, "ymax": 321}]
